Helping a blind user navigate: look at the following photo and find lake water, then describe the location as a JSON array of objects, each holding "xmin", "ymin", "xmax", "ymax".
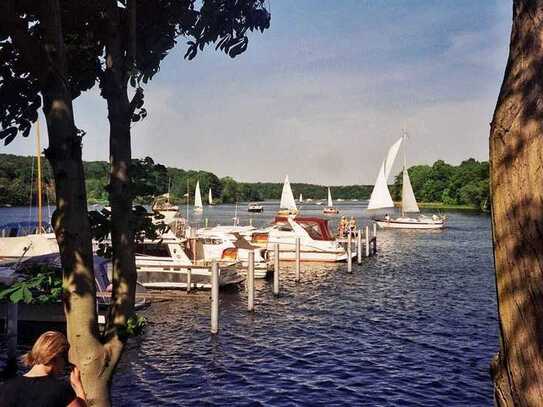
[{"xmin": 0, "ymin": 202, "xmax": 498, "ymax": 406}]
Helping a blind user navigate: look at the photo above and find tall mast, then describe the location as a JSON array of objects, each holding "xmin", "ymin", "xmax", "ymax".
[
  {"xmin": 401, "ymin": 130, "xmax": 407, "ymax": 217},
  {"xmin": 186, "ymin": 178, "xmax": 189, "ymax": 222},
  {"xmin": 36, "ymin": 120, "xmax": 43, "ymax": 233}
]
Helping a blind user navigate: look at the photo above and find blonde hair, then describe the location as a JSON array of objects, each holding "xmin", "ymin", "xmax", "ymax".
[{"xmin": 22, "ymin": 331, "xmax": 69, "ymax": 367}]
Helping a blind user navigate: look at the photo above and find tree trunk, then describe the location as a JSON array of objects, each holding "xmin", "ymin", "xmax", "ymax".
[
  {"xmin": 490, "ymin": 1, "xmax": 543, "ymax": 405},
  {"xmin": 96, "ymin": 0, "xmax": 138, "ymax": 394},
  {"xmin": 39, "ymin": 2, "xmax": 112, "ymax": 405}
]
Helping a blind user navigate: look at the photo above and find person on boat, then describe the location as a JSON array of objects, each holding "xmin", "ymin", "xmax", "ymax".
[
  {"xmin": 349, "ymin": 217, "xmax": 357, "ymax": 235},
  {"xmin": 0, "ymin": 331, "xmax": 87, "ymax": 407},
  {"xmin": 338, "ymin": 216, "xmax": 347, "ymax": 238},
  {"xmin": 385, "ymin": 213, "xmax": 390, "ymax": 222}
]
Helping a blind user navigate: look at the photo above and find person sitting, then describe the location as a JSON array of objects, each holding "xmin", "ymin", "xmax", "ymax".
[{"xmin": 0, "ymin": 331, "xmax": 87, "ymax": 407}]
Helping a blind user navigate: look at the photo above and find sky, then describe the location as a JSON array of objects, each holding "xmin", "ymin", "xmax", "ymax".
[{"xmin": 4, "ymin": 1, "xmax": 512, "ymax": 185}]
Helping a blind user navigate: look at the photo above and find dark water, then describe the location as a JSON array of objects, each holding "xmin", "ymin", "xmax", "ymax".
[{"xmin": 0, "ymin": 203, "xmax": 497, "ymax": 406}]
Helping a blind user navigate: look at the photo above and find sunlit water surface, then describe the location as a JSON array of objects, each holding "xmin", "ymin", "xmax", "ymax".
[{"xmin": 0, "ymin": 203, "xmax": 497, "ymax": 406}]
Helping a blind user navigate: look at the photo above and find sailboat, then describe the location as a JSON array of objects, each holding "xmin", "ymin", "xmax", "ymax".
[
  {"xmin": 299, "ymin": 193, "xmax": 303, "ymax": 203},
  {"xmin": 367, "ymin": 131, "xmax": 446, "ymax": 229},
  {"xmin": 208, "ymin": 188, "xmax": 214, "ymax": 206},
  {"xmin": 194, "ymin": 180, "xmax": 203, "ymax": 213},
  {"xmin": 277, "ymin": 175, "xmax": 298, "ymax": 216},
  {"xmin": 323, "ymin": 187, "xmax": 339, "ymax": 214}
]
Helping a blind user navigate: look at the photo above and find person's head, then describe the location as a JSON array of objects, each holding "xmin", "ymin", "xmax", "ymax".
[{"xmin": 22, "ymin": 331, "xmax": 70, "ymax": 374}]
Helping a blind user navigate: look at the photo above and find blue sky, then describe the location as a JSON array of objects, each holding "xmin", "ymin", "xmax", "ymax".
[{"xmin": 5, "ymin": 1, "xmax": 512, "ymax": 184}]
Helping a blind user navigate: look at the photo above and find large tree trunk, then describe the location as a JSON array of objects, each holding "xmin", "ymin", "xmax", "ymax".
[
  {"xmin": 96, "ymin": 0, "xmax": 139, "ymax": 396},
  {"xmin": 38, "ymin": 1, "xmax": 111, "ymax": 405},
  {"xmin": 490, "ymin": 1, "xmax": 543, "ymax": 405}
]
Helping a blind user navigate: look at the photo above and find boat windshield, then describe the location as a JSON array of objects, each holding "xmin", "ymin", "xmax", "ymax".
[
  {"xmin": 135, "ymin": 243, "xmax": 171, "ymax": 257},
  {"xmin": 0, "ymin": 222, "xmax": 53, "ymax": 237},
  {"xmin": 300, "ymin": 222, "xmax": 325, "ymax": 240}
]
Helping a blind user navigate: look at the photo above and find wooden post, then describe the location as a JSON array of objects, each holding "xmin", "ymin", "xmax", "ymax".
[
  {"xmin": 373, "ymin": 223, "xmax": 377, "ymax": 254},
  {"xmin": 7, "ymin": 303, "xmax": 18, "ymax": 368},
  {"xmin": 273, "ymin": 243, "xmax": 280, "ymax": 296},
  {"xmin": 347, "ymin": 232, "xmax": 352, "ymax": 272},
  {"xmin": 357, "ymin": 229, "xmax": 362, "ymax": 264},
  {"xmin": 365, "ymin": 225, "xmax": 370, "ymax": 257},
  {"xmin": 186, "ymin": 268, "xmax": 192, "ymax": 293},
  {"xmin": 295, "ymin": 237, "xmax": 301, "ymax": 282},
  {"xmin": 248, "ymin": 251, "xmax": 255, "ymax": 312},
  {"xmin": 210, "ymin": 262, "xmax": 219, "ymax": 334}
]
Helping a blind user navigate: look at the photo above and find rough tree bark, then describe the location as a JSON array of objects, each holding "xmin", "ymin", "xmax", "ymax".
[
  {"xmin": 96, "ymin": 0, "xmax": 140, "ymax": 397},
  {"xmin": 490, "ymin": 1, "xmax": 543, "ymax": 405},
  {"xmin": 34, "ymin": 1, "xmax": 112, "ymax": 405}
]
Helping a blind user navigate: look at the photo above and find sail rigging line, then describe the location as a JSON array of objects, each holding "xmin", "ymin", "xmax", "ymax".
[{"xmin": 28, "ymin": 155, "xmax": 35, "ymax": 224}]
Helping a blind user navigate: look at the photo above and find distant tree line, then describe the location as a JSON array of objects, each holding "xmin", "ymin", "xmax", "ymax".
[
  {"xmin": 0, "ymin": 153, "xmax": 488, "ymax": 209},
  {"xmin": 391, "ymin": 158, "xmax": 489, "ymax": 210}
]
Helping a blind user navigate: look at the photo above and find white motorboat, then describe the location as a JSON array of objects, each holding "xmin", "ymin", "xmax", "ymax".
[
  {"xmin": 196, "ymin": 227, "xmax": 270, "ymax": 278},
  {"xmin": 248, "ymin": 216, "xmax": 350, "ymax": 262},
  {"xmin": 277, "ymin": 175, "xmax": 299, "ymax": 216},
  {"xmin": 248, "ymin": 203, "xmax": 264, "ymax": 213},
  {"xmin": 152, "ymin": 192, "xmax": 180, "ymax": 225},
  {"xmin": 323, "ymin": 187, "xmax": 339, "ymax": 215},
  {"xmin": 368, "ymin": 131, "xmax": 446, "ymax": 229},
  {"xmin": 194, "ymin": 180, "xmax": 203, "ymax": 213},
  {"xmin": 0, "ymin": 222, "xmax": 58, "ymax": 264},
  {"xmin": 135, "ymin": 231, "xmax": 243, "ymax": 289}
]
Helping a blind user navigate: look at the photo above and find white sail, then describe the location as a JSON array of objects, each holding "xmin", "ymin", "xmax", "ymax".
[
  {"xmin": 194, "ymin": 181, "xmax": 203, "ymax": 209},
  {"xmin": 299, "ymin": 193, "xmax": 303, "ymax": 203},
  {"xmin": 327, "ymin": 187, "xmax": 333, "ymax": 207},
  {"xmin": 208, "ymin": 188, "xmax": 213, "ymax": 205},
  {"xmin": 401, "ymin": 168, "xmax": 419, "ymax": 213},
  {"xmin": 367, "ymin": 136, "xmax": 403, "ymax": 210},
  {"xmin": 280, "ymin": 175, "xmax": 297, "ymax": 210}
]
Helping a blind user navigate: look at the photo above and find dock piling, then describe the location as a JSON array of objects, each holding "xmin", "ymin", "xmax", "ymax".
[
  {"xmin": 365, "ymin": 225, "xmax": 370, "ymax": 257},
  {"xmin": 373, "ymin": 223, "xmax": 378, "ymax": 254},
  {"xmin": 357, "ymin": 229, "xmax": 362, "ymax": 264},
  {"xmin": 248, "ymin": 251, "xmax": 255, "ymax": 311},
  {"xmin": 273, "ymin": 243, "xmax": 280, "ymax": 296},
  {"xmin": 347, "ymin": 232, "xmax": 352, "ymax": 272},
  {"xmin": 211, "ymin": 262, "xmax": 219, "ymax": 334},
  {"xmin": 295, "ymin": 238, "xmax": 301, "ymax": 282},
  {"xmin": 186, "ymin": 268, "xmax": 192, "ymax": 293}
]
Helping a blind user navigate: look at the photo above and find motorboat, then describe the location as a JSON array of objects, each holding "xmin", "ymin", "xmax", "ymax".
[
  {"xmin": 368, "ymin": 131, "xmax": 446, "ymax": 229},
  {"xmin": 135, "ymin": 231, "xmax": 243, "ymax": 289},
  {"xmin": 196, "ymin": 226, "xmax": 270, "ymax": 278},
  {"xmin": 0, "ymin": 222, "xmax": 58, "ymax": 264},
  {"xmin": 248, "ymin": 203, "xmax": 264, "ymax": 213},
  {"xmin": 277, "ymin": 175, "xmax": 299, "ymax": 216},
  {"xmin": 248, "ymin": 216, "xmax": 350, "ymax": 262},
  {"xmin": 323, "ymin": 187, "xmax": 339, "ymax": 215},
  {"xmin": 152, "ymin": 193, "xmax": 180, "ymax": 225}
]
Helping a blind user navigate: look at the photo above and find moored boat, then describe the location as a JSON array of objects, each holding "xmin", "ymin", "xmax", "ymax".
[
  {"xmin": 248, "ymin": 203, "xmax": 264, "ymax": 213},
  {"xmin": 247, "ymin": 216, "xmax": 350, "ymax": 262}
]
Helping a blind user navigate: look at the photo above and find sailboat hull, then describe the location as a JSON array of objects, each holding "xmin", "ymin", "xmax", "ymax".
[{"xmin": 375, "ymin": 217, "xmax": 445, "ymax": 230}]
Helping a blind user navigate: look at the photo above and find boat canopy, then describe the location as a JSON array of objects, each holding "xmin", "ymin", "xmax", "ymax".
[
  {"xmin": 0, "ymin": 221, "xmax": 53, "ymax": 237},
  {"xmin": 274, "ymin": 216, "xmax": 334, "ymax": 241}
]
